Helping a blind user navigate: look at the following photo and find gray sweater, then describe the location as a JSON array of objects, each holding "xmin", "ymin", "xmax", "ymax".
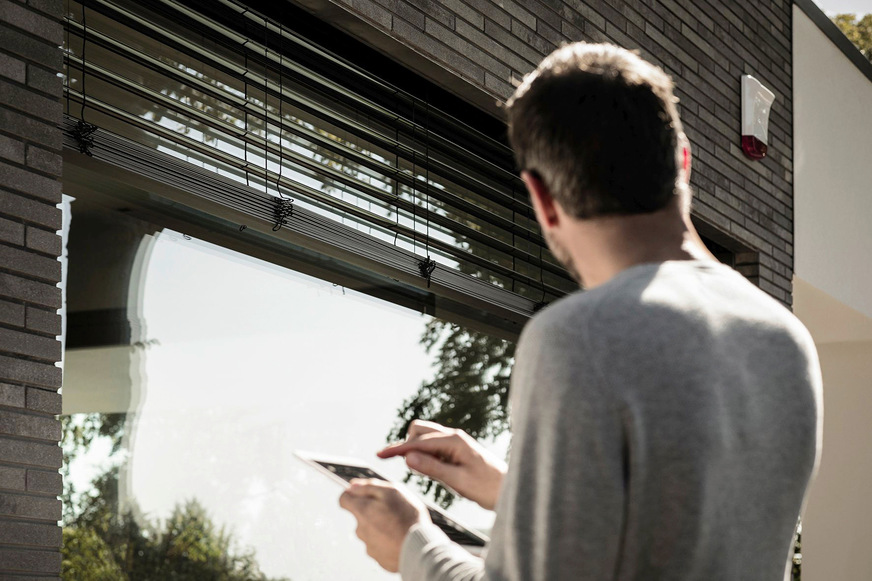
[{"xmin": 400, "ymin": 259, "xmax": 822, "ymax": 581}]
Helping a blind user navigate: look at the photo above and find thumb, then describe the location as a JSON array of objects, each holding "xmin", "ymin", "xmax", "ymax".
[{"xmin": 406, "ymin": 451, "xmax": 460, "ymax": 485}]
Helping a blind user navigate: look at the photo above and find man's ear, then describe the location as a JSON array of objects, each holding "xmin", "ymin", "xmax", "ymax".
[{"xmin": 521, "ymin": 170, "xmax": 560, "ymax": 229}]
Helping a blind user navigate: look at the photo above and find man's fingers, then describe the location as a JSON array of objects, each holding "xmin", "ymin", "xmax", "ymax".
[
  {"xmin": 347, "ymin": 478, "xmax": 394, "ymax": 497},
  {"xmin": 379, "ymin": 421, "xmax": 448, "ymax": 458},
  {"xmin": 405, "ymin": 450, "xmax": 461, "ymax": 485},
  {"xmin": 378, "ymin": 432, "xmax": 462, "ymax": 459},
  {"xmin": 339, "ymin": 478, "xmax": 427, "ymax": 574},
  {"xmin": 377, "ymin": 441, "xmax": 408, "ymax": 459},
  {"xmin": 341, "ymin": 479, "xmax": 394, "ymax": 516},
  {"xmin": 339, "ymin": 489, "xmax": 364, "ymax": 515},
  {"xmin": 407, "ymin": 419, "xmax": 449, "ymax": 439}
]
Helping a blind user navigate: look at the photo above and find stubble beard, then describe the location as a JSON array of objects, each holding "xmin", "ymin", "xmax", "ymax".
[{"xmin": 545, "ymin": 231, "xmax": 582, "ymax": 287}]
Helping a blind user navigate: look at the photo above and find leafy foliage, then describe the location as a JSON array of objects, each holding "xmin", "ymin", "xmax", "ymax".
[
  {"xmin": 63, "ymin": 496, "xmax": 281, "ymax": 580},
  {"xmin": 61, "ymin": 413, "xmax": 126, "ymax": 524},
  {"xmin": 62, "ymin": 415, "xmax": 286, "ymax": 580},
  {"xmin": 792, "ymin": 520, "xmax": 803, "ymax": 581},
  {"xmin": 388, "ymin": 319, "xmax": 515, "ymax": 507},
  {"xmin": 832, "ymin": 13, "xmax": 872, "ymax": 62},
  {"xmin": 62, "ymin": 526, "xmax": 126, "ymax": 580}
]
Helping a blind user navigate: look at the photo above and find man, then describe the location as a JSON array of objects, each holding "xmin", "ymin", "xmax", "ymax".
[{"xmin": 339, "ymin": 43, "xmax": 822, "ymax": 581}]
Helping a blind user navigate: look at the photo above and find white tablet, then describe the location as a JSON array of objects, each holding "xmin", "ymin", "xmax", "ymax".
[{"xmin": 295, "ymin": 450, "xmax": 489, "ymax": 553}]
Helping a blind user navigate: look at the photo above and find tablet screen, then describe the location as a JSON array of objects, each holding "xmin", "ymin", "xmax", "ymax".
[{"xmin": 313, "ymin": 461, "xmax": 389, "ymax": 484}]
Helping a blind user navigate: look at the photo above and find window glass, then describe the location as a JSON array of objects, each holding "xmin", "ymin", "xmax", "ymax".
[{"xmin": 61, "ymin": 194, "xmax": 514, "ymax": 579}]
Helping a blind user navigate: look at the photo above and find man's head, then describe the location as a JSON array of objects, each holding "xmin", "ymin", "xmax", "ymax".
[{"xmin": 505, "ymin": 43, "xmax": 688, "ymax": 220}]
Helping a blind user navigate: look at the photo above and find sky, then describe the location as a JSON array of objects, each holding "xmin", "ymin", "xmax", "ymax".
[
  {"xmin": 66, "ymin": 229, "xmax": 510, "ymax": 581},
  {"xmin": 812, "ymin": 0, "xmax": 871, "ymax": 15}
]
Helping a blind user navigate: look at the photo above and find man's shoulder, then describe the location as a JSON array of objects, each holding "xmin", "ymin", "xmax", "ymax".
[
  {"xmin": 522, "ymin": 289, "xmax": 600, "ymax": 344},
  {"xmin": 524, "ymin": 260, "xmax": 811, "ymax": 354},
  {"xmin": 524, "ymin": 264, "xmax": 661, "ymax": 337}
]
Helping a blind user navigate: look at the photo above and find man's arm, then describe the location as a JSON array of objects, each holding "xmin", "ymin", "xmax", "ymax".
[
  {"xmin": 400, "ymin": 522, "xmax": 486, "ymax": 581},
  {"xmin": 339, "ymin": 418, "xmax": 504, "ymax": 579},
  {"xmin": 343, "ymin": 307, "xmax": 626, "ymax": 581},
  {"xmin": 400, "ymin": 311, "xmax": 625, "ymax": 581}
]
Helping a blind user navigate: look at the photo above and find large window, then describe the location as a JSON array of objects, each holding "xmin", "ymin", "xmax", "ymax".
[
  {"xmin": 61, "ymin": 192, "xmax": 514, "ymax": 579},
  {"xmin": 60, "ymin": 3, "xmax": 537, "ymax": 575}
]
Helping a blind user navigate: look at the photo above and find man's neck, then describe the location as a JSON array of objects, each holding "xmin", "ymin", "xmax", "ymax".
[{"xmin": 567, "ymin": 202, "xmax": 717, "ymax": 289}]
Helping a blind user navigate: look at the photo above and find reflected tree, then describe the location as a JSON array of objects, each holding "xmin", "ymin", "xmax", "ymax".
[
  {"xmin": 387, "ymin": 320, "xmax": 516, "ymax": 509},
  {"xmin": 61, "ymin": 415, "xmax": 287, "ymax": 580},
  {"xmin": 792, "ymin": 522, "xmax": 802, "ymax": 581},
  {"xmin": 61, "ymin": 413, "xmax": 125, "ymax": 525}
]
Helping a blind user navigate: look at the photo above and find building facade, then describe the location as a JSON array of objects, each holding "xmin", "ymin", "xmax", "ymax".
[
  {"xmin": 792, "ymin": 1, "xmax": 872, "ymax": 579},
  {"xmin": 1, "ymin": 0, "xmax": 859, "ymax": 577}
]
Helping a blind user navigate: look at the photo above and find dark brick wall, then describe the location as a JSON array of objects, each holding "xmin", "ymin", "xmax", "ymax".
[
  {"xmin": 0, "ymin": 0, "xmax": 65, "ymax": 577},
  {"xmin": 295, "ymin": 0, "xmax": 794, "ymax": 306}
]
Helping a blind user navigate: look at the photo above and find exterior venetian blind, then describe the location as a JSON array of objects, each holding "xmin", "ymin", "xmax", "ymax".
[{"xmin": 62, "ymin": 0, "xmax": 576, "ymax": 319}]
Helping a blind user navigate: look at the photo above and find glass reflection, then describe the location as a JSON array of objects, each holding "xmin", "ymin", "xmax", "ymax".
[{"xmin": 61, "ymin": 196, "xmax": 513, "ymax": 579}]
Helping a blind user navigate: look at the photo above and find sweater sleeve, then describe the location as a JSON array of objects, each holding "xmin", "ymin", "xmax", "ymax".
[
  {"xmin": 399, "ymin": 523, "xmax": 486, "ymax": 581},
  {"xmin": 399, "ymin": 306, "xmax": 626, "ymax": 581}
]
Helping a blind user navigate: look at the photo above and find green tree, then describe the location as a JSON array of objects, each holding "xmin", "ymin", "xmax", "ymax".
[
  {"xmin": 61, "ymin": 413, "xmax": 126, "ymax": 525},
  {"xmin": 388, "ymin": 320, "xmax": 515, "ymax": 508},
  {"xmin": 63, "ymin": 495, "xmax": 283, "ymax": 580},
  {"xmin": 62, "ymin": 526, "xmax": 126, "ymax": 580},
  {"xmin": 832, "ymin": 13, "xmax": 872, "ymax": 61},
  {"xmin": 61, "ymin": 415, "xmax": 287, "ymax": 580},
  {"xmin": 792, "ymin": 520, "xmax": 803, "ymax": 581}
]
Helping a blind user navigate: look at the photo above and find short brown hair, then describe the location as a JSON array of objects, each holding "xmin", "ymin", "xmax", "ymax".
[{"xmin": 505, "ymin": 43, "xmax": 685, "ymax": 219}]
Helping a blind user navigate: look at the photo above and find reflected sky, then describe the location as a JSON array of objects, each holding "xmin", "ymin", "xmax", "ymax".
[{"xmin": 812, "ymin": 0, "xmax": 870, "ymax": 15}]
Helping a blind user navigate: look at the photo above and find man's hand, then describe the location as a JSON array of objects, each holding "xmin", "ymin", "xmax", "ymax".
[
  {"xmin": 338, "ymin": 479, "xmax": 430, "ymax": 573},
  {"xmin": 378, "ymin": 420, "xmax": 508, "ymax": 510}
]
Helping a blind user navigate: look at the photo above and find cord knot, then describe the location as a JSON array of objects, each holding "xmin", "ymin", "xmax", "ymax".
[
  {"xmin": 272, "ymin": 196, "xmax": 294, "ymax": 231},
  {"xmin": 72, "ymin": 119, "xmax": 98, "ymax": 156},
  {"xmin": 418, "ymin": 256, "xmax": 437, "ymax": 287}
]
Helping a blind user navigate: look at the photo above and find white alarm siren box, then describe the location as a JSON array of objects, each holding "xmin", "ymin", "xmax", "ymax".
[{"xmin": 740, "ymin": 74, "xmax": 775, "ymax": 160}]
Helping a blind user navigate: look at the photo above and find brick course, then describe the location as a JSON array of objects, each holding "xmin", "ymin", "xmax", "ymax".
[
  {"xmin": 301, "ymin": 0, "xmax": 794, "ymax": 305},
  {"xmin": 26, "ymin": 387, "xmax": 62, "ymax": 415},
  {"xmin": 0, "ymin": 299, "xmax": 25, "ymax": 327},
  {"xmin": 0, "ymin": 520, "xmax": 62, "ymax": 548},
  {"xmin": 0, "ymin": 0, "xmax": 64, "ymax": 574},
  {"xmin": 0, "ymin": 382, "xmax": 26, "ymax": 408},
  {"xmin": 24, "ymin": 306, "xmax": 61, "ymax": 336},
  {"xmin": 26, "ymin": 469, "xmax": 63, "ymax": 495},
  {"xmin": 0, "ymin": 436, "xmax": 62, "ymax": 469}
]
